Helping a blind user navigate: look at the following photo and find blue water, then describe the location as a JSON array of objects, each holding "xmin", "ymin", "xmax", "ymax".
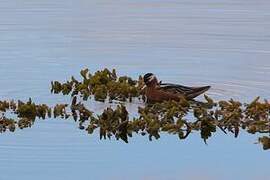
[{"xmin": 0, "ymin": 0, "xmax": 269, "ymax": 180}]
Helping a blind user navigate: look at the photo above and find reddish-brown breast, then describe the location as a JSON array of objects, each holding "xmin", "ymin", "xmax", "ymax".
[{"xmin": 145, "ymin": 87, "xmax": 182, "ymax": 103}]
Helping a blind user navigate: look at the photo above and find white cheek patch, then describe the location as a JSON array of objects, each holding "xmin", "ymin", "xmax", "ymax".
[{"xmin": 148, "ymin": 75, "xmax": 156, "ymax": 82}]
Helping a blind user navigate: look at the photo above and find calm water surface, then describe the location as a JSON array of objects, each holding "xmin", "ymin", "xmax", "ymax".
[{"xmin": 0, "ymin": 0, "xmax": 269, "ymax": 180}]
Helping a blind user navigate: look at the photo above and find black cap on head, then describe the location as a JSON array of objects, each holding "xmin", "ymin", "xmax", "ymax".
[{"xmin": 143, "ymin": 73, "xmax": 154, "ymax": 84}]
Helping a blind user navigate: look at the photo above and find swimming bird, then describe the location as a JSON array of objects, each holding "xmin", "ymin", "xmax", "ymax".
[{"xmin": 142, "ymin": 73, "xmax": 211, "ymax": 103}]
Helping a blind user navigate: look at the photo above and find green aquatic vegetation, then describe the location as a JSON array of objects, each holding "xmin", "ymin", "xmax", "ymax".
[
  {"xmin": 193, "ymin": 105, "xmax": 216, "ymax": 143},
  {"xmin": 136, "ymin": 99, "xmax": 192, "ymax": 141},
  {"xmin": 16, "ymin": 98, "xmax": 52, "ymax": 120},
  {"xmin": 0, "ymin": 95, "xmax": 269, "ymax": 150},
  {"xmin": 258, "ymin": 136, "xmax": 270, "ymax": 150},
  {"xmin": 214, "ymin": 99, "xmax": 243, "ymax": 138},
  {"xmin": 93, "ymin": 85, "xmax": 107, "ymax": 102},
  {"xmin": 0, "ymin": 68, "xmax": 269, "ymax": 150},
  {"xmin": 0, "ymin": 100, "xmax": 10, "ymax": 112},
  {"xmin": 53, "ymin": 104, "xmax": 68, "ymax": 119},
  {"xmin": 51, "ymin": 68, "xmax": 143, "ymax": 102},
  {"xmin": 51, "ymin": 81, "xmax": 63, "ymax": 94},
  {"xmin": 18, "ymin": 118, "xmax": 34, "ymax": 129},
  {"xmin": 17, "ymin": 98, "xmax": 37, "ymax": 119},
  {"xmin": 0, "ymin": 116, "xmax": 16, "ymax": 133},
  {"xmin": 95, "ymin": 105, "xmax": 130, "ymax": 142},
  {"xmin": 243, "ymin": 99, "xmax": 270, "ymax": 137},
  {"xmin": 0, "ymin": 100, "xmax": 70, "ymax": 131}
]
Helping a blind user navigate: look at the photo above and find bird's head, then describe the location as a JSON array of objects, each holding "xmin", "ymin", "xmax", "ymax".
[{"xmin": 143, "ymin": 73, "xmax": 158, "ymax": 87}]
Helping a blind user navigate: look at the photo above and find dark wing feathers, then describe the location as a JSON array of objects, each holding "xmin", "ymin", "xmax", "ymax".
[
  {"xmin": 159, "ymin": 83, "xmax": 194, "ymax": 93},
  {"xmin": 159, "ymin": 83, "xmax": 210, "ymax": 99}
]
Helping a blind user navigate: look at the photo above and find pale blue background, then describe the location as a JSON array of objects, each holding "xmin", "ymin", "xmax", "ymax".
[{"xmin": 0, "ymin": 0, "xmax": 269, "ymax": 180}]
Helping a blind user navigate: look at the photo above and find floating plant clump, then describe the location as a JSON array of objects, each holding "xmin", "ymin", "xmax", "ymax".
[
  {"xmin": 51, "ymin": 68, "xmax": 145, "ymax": 102},
  {"xmin": 0, "ymin": 68, "xmax": 270, "ymax": 150},
  {"xmin": 0, "ymin": 99, "xmax": 65, "ymax": 132}
]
